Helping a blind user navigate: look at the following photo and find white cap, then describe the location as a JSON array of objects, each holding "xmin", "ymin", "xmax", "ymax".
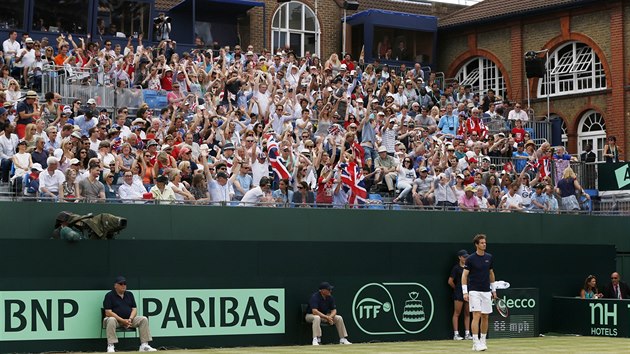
[
  {"xmin": 25, "ymin": 37, "xmax": 34, "ymax": 44},
  {"xmin": 87, "ymin": 98, "xmax": 96, "ymax": 105},
  {"xmin": 31, "ymin": 163, "xmax": 43, "ymax": 172},
  {"xmin": 340, "ymin": 64, "xmax": 347, "ymax": 70}
]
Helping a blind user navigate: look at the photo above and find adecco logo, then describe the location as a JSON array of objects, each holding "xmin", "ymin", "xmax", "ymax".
[
  {"xmin": 352, "ymin": 282, "xmax": 434, "ymax": 335},
  {"xmin": 501, "ymin": 296, "xmax": 536, "ymax": 309}
]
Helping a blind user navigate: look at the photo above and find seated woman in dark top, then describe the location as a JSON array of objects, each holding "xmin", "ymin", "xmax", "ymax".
[{"xmin": 292, "ymin": 181, "xmax": 315, "ymax": 207}]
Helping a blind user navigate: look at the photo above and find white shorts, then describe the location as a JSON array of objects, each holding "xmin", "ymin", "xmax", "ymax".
[{"xmin": 468, "ymin": 291, "xmax": 493, "ymax": 314}]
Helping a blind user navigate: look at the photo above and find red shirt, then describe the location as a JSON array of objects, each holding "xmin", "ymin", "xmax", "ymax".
[
  {"xmin": 511, "ymin": 127, "xmax": 526, "ymax": 143},
  {"xmin": 316, "ymin": 176, "xmax": 334, "ymax": 205},
  {"xmin": 161, "ymin": 76, "xmax": 173, "ymax": 91}
]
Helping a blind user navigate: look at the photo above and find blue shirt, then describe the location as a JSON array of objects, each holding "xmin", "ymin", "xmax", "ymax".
[
  {"xmin": 307, "ymin": 291, "xmax": 336, "ymax": 314},
  {"xmin": 464, "ymin": 252, "xmax": 493, "ymax": 292},
  {"xmin": 530, "ymin": 192, "xmax": 548, "ymax": 210},
  {"xmin": 438, "ymin": 114, "xmax": 458, "ymax": 135},
  {"xmin": 512, "ymin": 151, "xmax": 529, "ymax": 173},
  {"xmin": 103, "ymin": 290, "xmax": 137, "ymax": 319},
  {"xmin": 74, "ymin": 115, "xmax": 97, "ymax": 137},
  {"xmin": 234, "ymin": 173, "xmax": 253, "ymax": 198}
]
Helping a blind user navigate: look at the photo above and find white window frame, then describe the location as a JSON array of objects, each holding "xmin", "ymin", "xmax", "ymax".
[
  {"xmin": 271, "ymin": 1, "xmax": 320, "ymax": 57},
  {"xmin": 455, "ymin": 57, "xmax": 506, "ymax": 98},
  {"xmin": 577, "ymin": 110, "xmax": 606, "ymax": 162},
  {"xmin": 538, "ymin": 42, "xmax": 606, "ymax": 97}
]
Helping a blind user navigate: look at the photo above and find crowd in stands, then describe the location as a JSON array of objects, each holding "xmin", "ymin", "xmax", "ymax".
[{"xmin": 0, "ymin": 31, "xmax": 602, "ymax": 210}]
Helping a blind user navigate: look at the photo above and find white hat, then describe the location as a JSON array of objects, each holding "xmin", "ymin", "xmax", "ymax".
[
  {"xmin": 246, "ymin": 51, "xmax": 254, "ymax": 56},
  {"xmin": 69, "ymin": 158, "xmax": 80, "ymax": 165},
  {"xmin": 31, "ymin": 163, "xmax": 43, "ymax": 172},
  {"xmin": 340, "ymin": 64, "xmax": 347, "ymax": 70},
  {"xmin": 132, "ymin": 118, "xmax": 146, "ymax": 125},
  {"xmin": 25, "ymin": 37, "xmax": 34, "ymax": 44},
  {"xmin": 371, "ymin": 99, "xmax": 379, "ymax": 103},
  {"xmin": 378, "ymin": 146, "xmax": 387, "ymax": 153},
  {"xmin": 356, "ymin": 98, "xmax": 363, "ymax": 103},
  {"xmin": 87, "ymin": 98, "xmax": 96, "ymax": 105},
  {"xmin": 164, "ymin": 65, "xmax": 173, "ymax": 72},
  {"xmin": 71, "ymin": 131, "xmax": 82, "ymax": 139}
]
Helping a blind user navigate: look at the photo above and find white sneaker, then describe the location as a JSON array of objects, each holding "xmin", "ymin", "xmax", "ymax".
[
  {"xmin": 472, "ymin": 341, "xmax": 480, "ymax": 351},
  {"xmin": 107, "ymin": 344, "xmax": 115, "ymax": 353},
  {"xmin": 339, "ymin": 338, "xmax": 352, "ymax": 345},
  {"xmin": 477, "ymin": 341, "xmax": 487, "ymax": 351},
  {"xmin": 454, "ymin": 334, "xmax": 464, "ymax": 340},
  {"xmin": 465, "ymin": 334, "xmax": 474, "ymax": 340},
  {"xmin": 312, "ymin": 338, "xmax": 319, "ymax": 346},
  {"xmin": 139, "ymin": 344, "xmax": 157, "ymax": 352},
  {"xmin": 317, "ymin": 337, "xmax": 321, "ymax": 343}
]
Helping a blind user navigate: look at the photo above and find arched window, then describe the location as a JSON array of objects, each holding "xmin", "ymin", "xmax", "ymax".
[
  {"xmin": 455, "ymin": 57, "xmax": 506, "ymax": 98},
  {"xmin": 271, "ymin": 2, "xmax": 319, "ymax": 57},
  {"xmin": 538, "ymin": 42, "xmax": 606, "ymax": 97},
  {"xmin": 577, "ymin": 110, "xmax": 606, "ymax": 162}
]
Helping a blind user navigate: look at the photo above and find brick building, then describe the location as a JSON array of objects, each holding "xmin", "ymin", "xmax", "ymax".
[
  {"xmin": 245, "ymin": 0, "xmax": 462, "ymax": 61},
  {"xmin": 438, "ymin": 0, "xmax": 629, "ymax": 161}
]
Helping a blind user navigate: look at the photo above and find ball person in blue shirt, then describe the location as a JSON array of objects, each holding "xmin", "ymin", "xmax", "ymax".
[
  {"xmin": 461, "ymin": 234, "xmax": 497, "ymax": 352},
  {"xmin": 305, "ymin": 282, "xmax": 352, "ymax": 346}
]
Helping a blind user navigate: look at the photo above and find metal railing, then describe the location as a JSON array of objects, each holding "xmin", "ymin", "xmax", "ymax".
[
  {"xmin": 41, "ymin": 66, "xmax": 146, "ymax": 112},
  {"xmin": 0, "ymin": 194, "xmax": 614, "ymax": 215}
]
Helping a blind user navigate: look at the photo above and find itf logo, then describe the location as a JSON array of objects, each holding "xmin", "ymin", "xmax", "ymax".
[{"xmin": 352, "ymin": 282, "xmax": 434, "ymax": 335}]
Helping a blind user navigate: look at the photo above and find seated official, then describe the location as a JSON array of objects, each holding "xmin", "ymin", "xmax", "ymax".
[
  {"xmin": 305, "ymin": 282, "xmax": 352, "ymax": 346},
  {"xmin": 602, "ymin": 272, "xmax": 630, "ymax": 299},
  {"xmin": 103, "ymin": 276, "xmax": 157, "ymax": 352}
]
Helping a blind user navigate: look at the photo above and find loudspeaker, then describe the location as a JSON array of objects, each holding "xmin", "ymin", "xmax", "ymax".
[
  {"xmin": 525, "ymin": 57, "xmax": 546, "ymax": 78},
  {"xmin": 344, "ymin": 0, "xmax": 359, "ymax": 10}
]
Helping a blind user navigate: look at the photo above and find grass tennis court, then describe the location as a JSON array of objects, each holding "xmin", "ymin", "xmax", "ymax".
[{"xmin": 116, "ymin": 336, "xmax": 630, "ymax": 353}]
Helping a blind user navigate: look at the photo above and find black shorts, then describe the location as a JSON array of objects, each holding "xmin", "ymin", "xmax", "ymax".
[{"xmin": 453, "ymin": 292, "xmax": 464, "ymax": 301}]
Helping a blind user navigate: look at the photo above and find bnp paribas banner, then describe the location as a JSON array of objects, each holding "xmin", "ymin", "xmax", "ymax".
[{"xmin": 0, "ymin": 289, "xmax": 284, "ymax": 341}]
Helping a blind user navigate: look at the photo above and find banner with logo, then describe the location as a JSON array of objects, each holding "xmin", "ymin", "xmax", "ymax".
[
  {"xmin": 597, "ymin": 162, "xmax": 630, "ymax": 191},
  {"xmin": 352, "ymin": 282, "xmax": 435, "ymax": 336},
  {"xmin": 553, "ymin": 296, "xmax": 630, "ymax": 337},
  {"xmin": 0, "ymin": 289, "xmax": 284, "ymax": 341},
  {"xmin": 488, "ymin": 288, "xmax": 539, "ymax": 338}
]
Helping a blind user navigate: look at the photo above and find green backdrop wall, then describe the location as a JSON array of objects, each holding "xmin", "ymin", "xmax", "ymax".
[{"xmin": 0, "ymin": 201, "xmax": 623, "ymax": 352}]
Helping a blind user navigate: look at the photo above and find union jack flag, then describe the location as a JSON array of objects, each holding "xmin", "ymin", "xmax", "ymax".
[
  {"xmin": 339, "ymin": 161, "xmax": 367, "ymax": 207},
  {"xmin": 266, "ymin": 137, "xmax": 291, "ymax": 180},
  {"xmin": 536, "ymin": 156, "xmax": 552, "ymax": 178}
]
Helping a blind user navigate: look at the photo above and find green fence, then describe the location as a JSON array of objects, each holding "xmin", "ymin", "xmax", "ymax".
[{"xmin": 0, "ymin": 201, "xmax": 624, "ymax": 352}]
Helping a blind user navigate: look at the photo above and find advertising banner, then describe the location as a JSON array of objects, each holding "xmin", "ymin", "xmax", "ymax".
[
  {"xmin": 0, "ymin": 289, "xmax": 284, "ymax": 341},
  {"xmin": 488, "ymin": 288, "xmax": 539, "ymax": 338},
  {"xmin": 597, "ymin": 162, "xmax": 630, "ymax": 191},
  {"xmin": 553, "ymin": 297, "xmax": 630, "ymax": 337}
]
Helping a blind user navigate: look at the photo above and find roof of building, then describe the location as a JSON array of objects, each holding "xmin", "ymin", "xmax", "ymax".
[
  {"xmin": 156, "ymin": 0, "xmax": 185, "ymax": 11},
  {"xmin": 439, "ymin": 0, "xmax": 598, "ymax": 28}
]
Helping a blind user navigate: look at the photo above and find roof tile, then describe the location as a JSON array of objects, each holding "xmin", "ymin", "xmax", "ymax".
[{"xmin": 439, "ymin": 0, "xmax": 595, "ymax": 28}]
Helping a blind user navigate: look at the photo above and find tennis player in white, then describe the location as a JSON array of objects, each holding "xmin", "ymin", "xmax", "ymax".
[{"xmin": 461, "ymin": 234, "xmax": 496, "ymax": 351}]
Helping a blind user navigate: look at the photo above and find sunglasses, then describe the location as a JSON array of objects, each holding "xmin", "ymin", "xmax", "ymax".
[{"xmin": 117, "ymin": 282, "xmax": 127, "ymax": 285}]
